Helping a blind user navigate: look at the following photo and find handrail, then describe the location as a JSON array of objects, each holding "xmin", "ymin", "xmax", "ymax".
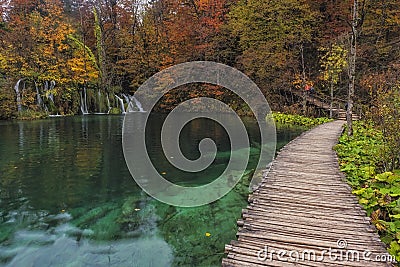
[{"xmin": 286, "ymin": 88, "xmax": 363, "ymax": 119}]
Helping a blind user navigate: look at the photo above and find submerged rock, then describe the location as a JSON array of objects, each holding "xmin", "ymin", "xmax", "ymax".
[
  {"xmin": 6, "ymin": 235, "xmax": 173, "ymax": 267},
  {"xmin": 157, "ymin": 171, "xmax": 251, "ymax": 266},
  {"xmin": 14, "ymin": 230, "xmax": 56, "ymax": 246}
]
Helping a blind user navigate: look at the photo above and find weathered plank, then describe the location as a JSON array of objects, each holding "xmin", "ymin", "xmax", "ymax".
[{"xmin": 222, "ymin": 121, "xmax": 394, "ymax": 267}]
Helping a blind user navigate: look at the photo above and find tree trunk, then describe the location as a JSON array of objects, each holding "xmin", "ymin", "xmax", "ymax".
[
  {"xmin": 300, "ymin": 44, "xmax": 307, "ymax": 115},
  {"xmin": 347, "ymin": 0, "xmax": 358, "ymax": 136},
  {"xmin": 330, "ymin": 80, "xmax": 333, "ymax": 118}
]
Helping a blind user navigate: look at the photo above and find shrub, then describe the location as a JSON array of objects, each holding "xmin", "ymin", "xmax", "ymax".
[
  {"xmin": 272, "ymin": 112, "xmax": 333, "ymax": 128},
  {"xmin": 335, "ymin": 121, "xmax": 400, "ymax": 263}
]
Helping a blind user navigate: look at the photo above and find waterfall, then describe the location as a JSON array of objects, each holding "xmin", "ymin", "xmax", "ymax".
[
  {"xmin": 35, "ymin": 82, "xmax": 48, "ymax": 112},
  {"xmin": 80, "ymin": 87, "xmax": 89, "ymax": 115},
  {"xmin": 122, "ymin": 94, "xmax": 130, "ymax": 104},
  {"xmin": 48, "ymin": 81, "xmax": 55, "ymax": 104},
  {"xmin": 121, "ymin": 94, "xmax": 134, "ymax": 112},
  {"xmin": 121, "ymin": 93, "xmax": 145, "ymax": 112},
  {"xmin": 35, "ymin": 83, "xmax": 43, "ymax": 106},
  {"xmin": 14, "ymin": 79, "xmax": 23, "ymax": 112},
  {"xmin": 48, "ymin": 94, "xmax": 54, "ymax": 104},
  {"xmin": 132, "ymin": 96, "xmax": 144, "ymax": 112},
  {"xmin": 50, "ymin": 80, "xmax": 56, "ymax": 89},
  {"xmin": 84, "ymin": 87, "xmax": 88, "ymax": 114},
  {"xmin": 106, "ymin": 94, "xmax": 111, "ymax": 114},
  {"xmin": 80, "ymin": 91, "xmax": 85, "ymax": 115},
  {"xmin": 97, "ymin": 90, "xmax": 102, "ymax": 113},
  {"xmin": 115, "ymin": 95, "xmax": 126, "ymax": 114},
  {"xmin": 42, "ymin": 81, "xmax": 54, "ymax": 110}
]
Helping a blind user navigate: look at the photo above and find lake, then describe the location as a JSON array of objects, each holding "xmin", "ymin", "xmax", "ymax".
[{"xmin": 0, "ymin": 115, "xmax": 305, "ymax": 266}]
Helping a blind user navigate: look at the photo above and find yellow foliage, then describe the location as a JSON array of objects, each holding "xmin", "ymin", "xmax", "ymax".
[
  {"xmin": 319, "ymin": 44, "xmax": 348, "ymax": 84},
  {"xmin": 0, "ymin": 53, "xmax": 7, "ymax": 70}
]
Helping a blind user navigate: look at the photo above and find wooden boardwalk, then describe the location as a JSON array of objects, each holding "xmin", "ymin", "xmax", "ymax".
[
  {"xmin": 287, "ymin": 89, "xmax": 360, "ymax": 120},
  {"xmin": 223, "ymin": 121, "xmax": 393, "ymax": 267}
]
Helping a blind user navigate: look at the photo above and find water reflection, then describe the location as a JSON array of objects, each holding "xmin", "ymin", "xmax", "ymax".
[{"xmin": 0, "ymin": 115, "xmax": 305, "ymax": 266}]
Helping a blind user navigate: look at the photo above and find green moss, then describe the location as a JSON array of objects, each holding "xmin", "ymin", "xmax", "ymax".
[
  {"xmin": 71, "ymin": 205, "xmax": 114, "ymax": 229},
  {"xmin": 157, "ymin": 171, "xmax": 252, "ymax": 266},
  {"xmin": 108, "ymin": 107, "xmax": 121, "ymax": 115},
  {"xmin": 0, "ymin": 224, "xmax": 14, "ymax": 243},
  {"xmin": 90, "ymin": 209, "xmax": 122, "ymax": 240},
  {"xmin": 16, "ymin": 110, "xmax": 48, "ymax": 120}
]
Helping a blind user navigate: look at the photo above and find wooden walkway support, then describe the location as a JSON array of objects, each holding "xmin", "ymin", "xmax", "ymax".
[
  {"xmin": 223, "ymin": 121, "xmax": 393, "ymax": 267},
  {"xmin": 287, "ymin": 89, "xmax": 360, "ymax": 120}
]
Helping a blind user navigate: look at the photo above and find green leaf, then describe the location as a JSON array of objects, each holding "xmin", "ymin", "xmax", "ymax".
[
  {"xmin": 388, "ymin": 241, "xmax": 400, "ymax": 260},
  {"xmin": 375, "ymin": 172, "xmax": 394, "ymax": 182}
]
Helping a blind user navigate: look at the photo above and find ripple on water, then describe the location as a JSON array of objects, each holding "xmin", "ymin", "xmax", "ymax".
[{"xmin": 1, "ymin": 232, "xmax": 173, "ymax": 267}]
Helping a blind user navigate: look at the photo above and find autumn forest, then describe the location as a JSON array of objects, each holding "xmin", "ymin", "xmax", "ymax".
[{"xmin": 0, "ymin": 0, "xmax": 399, "ymax": 120}]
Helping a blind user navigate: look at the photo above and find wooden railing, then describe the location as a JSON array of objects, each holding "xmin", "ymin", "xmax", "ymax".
[
  {"xmin": 284, "ymin": 87, "xmax": 363, "ymax": 119},
  {"xmin": 303, "ymin": 91, "xmax": 363, "ymax": 120}
]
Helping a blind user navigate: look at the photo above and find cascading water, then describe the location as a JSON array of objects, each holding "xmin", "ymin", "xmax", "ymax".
[
  {"xmin": 122, "ymin": 94, "xmax": 134, "ymax": 112},
  {"xmin": 80, "ymin": 87, "xmax": 89, "ymax": 115},
  {"xmin": 48, "ymin": 81, "xmax": 55, "ymax": 104},
  {"xmin": 14, "ymin": 79, "xmax": 23, "ymax": 112},
  {"xmin": 84, "ymin": 87, "xmax": 88, "ymax": 114},
  {"xmin": 97, "ymin": 90, "xmax": 103, "ymax": 114},
  {"xmin": 122, "ymin": 94, "xmax": 129, "ymax": 104},
  {"xmin": 106, "ymin": 94, "xmax": 111, "ymax": 114},
  {"xmin": 13, "ymin": 78, "xmax": 144, "ymax": 116},
  {"xmin": 80, "ymin": 92, "xmax": 84, "ymax": 114},
  {"xmin": 121, "ymin": 93, "xmax": 145, "ymax": 112},
  {"xmin": 35, "ymin": 82, "xmax": 44, "ymax": 109},
  {"xmin": 132, "ymin": 96, "xmax": 144, "ymax": 112},
  {"xmin": 115, "ymin": 95, "xmax": 126, "ymax": 114}
]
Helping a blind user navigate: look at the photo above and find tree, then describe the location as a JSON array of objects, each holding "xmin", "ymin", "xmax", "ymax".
[
  {"xmin": 307, "ymin": 0, "xmax": 352, "ymax": 41},
  {"xmin": 227, "ymin": 0, "xmax": 317, "ymax": 105},
  {"xmin": 347, "ymin": 0, "xmax": 366, "ymax": 136},
  {"xmin": 320, "ymin": 44, "xmax": 348, "ymax": 118},
  {"xmin": 0, "ymin": 0, "xmax": 100, "ymax": 115},
  {"xmin": 113, "ymin": 0, "xmax": 165, "ymax": 90}
]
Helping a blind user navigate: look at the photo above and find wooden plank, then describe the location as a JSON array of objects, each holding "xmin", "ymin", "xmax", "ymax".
[
  {"xmin": 222, "ymin": 121, "xmax": 391, "ymax": 267},
  {"xmin": 224, "ymin": 243, "xmax": 391, "ymax": 267},
  {"xmin": 242, "ymin": 215, "xmax": 376, "ymax": 232},
  {"xmin": 240, "ymin": 217, "xmax": 376, "ymax": 237},
  {"xmin": 241, "ymin": 208, "xmax": 370, "ymax": 224},
  {"xmin": 237, "ymin": 231, "xmax": 385, "ymax": 251},
  {"xmin": 248, "ymin": 199, "xmax": 367, "ymax": 215},
  {"xmin": 249, "ymin": 196, "xmax": 364, "ymax": 210},
  {"xmin": 232, "ymin": 237, "xmax": 388, "ymax": 257}
]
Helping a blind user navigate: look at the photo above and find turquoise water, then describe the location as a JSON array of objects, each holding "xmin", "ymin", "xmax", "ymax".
[{"xmin": 0, "ymin": 115, "xmax": 305, "ymax": 266}]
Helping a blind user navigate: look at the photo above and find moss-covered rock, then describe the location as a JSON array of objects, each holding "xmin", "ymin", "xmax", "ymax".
[{"xmin": 109, "ymin": 107, "xmax": 122, "ymax": 115}]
